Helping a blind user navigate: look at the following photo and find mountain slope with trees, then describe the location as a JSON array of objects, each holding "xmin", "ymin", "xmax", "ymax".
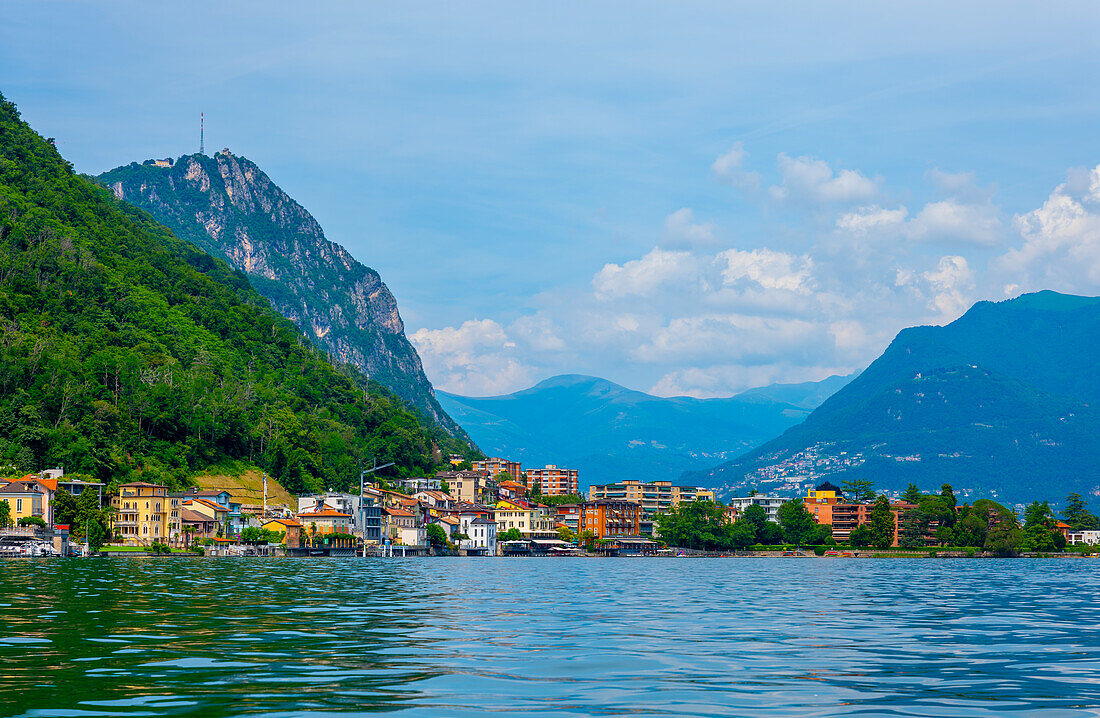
[
  {"xmin": 0, "ymin": 92, "xmax": 470, "ymax": 494},
  {"xmin": 98, "ymin": 152, "xmax": 465, "ymax": 439},
  {"xmin": 685, "ymin": 292, "xmax": 1100, "ymax": 504}
]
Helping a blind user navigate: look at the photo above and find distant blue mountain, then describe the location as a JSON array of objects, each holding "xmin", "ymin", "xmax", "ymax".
[
  {"xmin": 437, "ymin": 373, "xmax": 851, "ymax": 488},
  {"xmin": 685, "ymin": 291, "xmax": 1100, "ymax": 505}
]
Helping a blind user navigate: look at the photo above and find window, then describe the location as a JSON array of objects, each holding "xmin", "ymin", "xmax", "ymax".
[
  {"xmin": 16, "ymin": 499, "xmax": 22, "ymax": 512},
  {"xmin": 143, "ymin": 525, "xmax": 148, "ymax": 535}
]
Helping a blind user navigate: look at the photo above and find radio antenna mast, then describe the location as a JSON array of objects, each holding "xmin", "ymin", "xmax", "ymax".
[{"xmin": 200, "ymin": 113, "xmax": 204, "ymax": 155}]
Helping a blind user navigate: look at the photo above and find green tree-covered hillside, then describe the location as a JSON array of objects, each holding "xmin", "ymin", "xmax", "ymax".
[{"xmin": 0, "ymin": 93, "xmax": 468, "ymax": 494}]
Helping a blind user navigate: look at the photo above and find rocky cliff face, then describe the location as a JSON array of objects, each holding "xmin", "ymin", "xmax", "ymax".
[{"xmin": 100, "ymin": 152, "xmax": 465, "ymax": 438}]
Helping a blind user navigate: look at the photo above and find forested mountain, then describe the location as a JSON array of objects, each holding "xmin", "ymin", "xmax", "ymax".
[
  {"xmin": 0, "ymin": 93, "xmax": 470, "ymax": 494},
  {"xmin": 98, "ymin": 152, "xmax": 465, "ymax": 439},
  {"xmin": 685, "ymin": 292, "xmax": 1100, "ymax": 504},
  {"xmin": 437, "ymin": 373, "xmax": 850, "ymax": 487}
]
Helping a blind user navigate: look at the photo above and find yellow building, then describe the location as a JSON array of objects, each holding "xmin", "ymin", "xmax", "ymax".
[
  {"xmin": 111, "ymin": 482, "xmax": 168, "ymax": 546},
  {"xmin": 494, "ymin": 499, "xmax": 557, "ymax": 538},
  {"xmin": 0, "ymin": 483, "xmax": 45, "ymax": 524},
  {"xmin": 803, "ymin": 482, "xmax": 843, "ymax": 525}
]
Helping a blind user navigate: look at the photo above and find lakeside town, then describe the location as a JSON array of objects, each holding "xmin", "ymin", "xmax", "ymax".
[{"xmin": 1, "ymin": 454, "xmax": 1097, "ymax": 559}]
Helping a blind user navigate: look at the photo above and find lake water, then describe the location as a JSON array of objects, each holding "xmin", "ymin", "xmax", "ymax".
[{"xmin": 2, "ymin": 557, "xmax": 1100, "ymax": 717}]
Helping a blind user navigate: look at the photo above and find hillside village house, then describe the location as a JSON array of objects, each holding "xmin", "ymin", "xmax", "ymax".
[
  {"xmin": 381, "ymin": 506, "xmax": 424, "ymax": 546},
  {"xmin": 0, "ymin": 475, "xmax": 58, "ymax": 524},
  {"xmin": 459, "ymin": 512, "xmax": 497, "ymax": 555},
  {"xmin": 437, "ymin": 471, "xmax": 499, "ymax": 505},
  {"xmin": 262, "ymin": 517, "xmax": 303, "ymax": 549},
  {"xmin": 0, "ymin": 482, "xmax": 45, "ymax": 524},
  {"xmin": 498, "ymin": 480, "xmax": 529, "ymax": 500},
  {"xmin": 298, "ymin": 492, "xmax": 382, "ymax": 543},
  {"xmin": 555, "ymin": 504, "xmax": 581, "ymax": 533},
  {"xmin": 587, "ymin": 480, "xmax": 714, "ymax": 516},
  {"xmin": 578, "ymin": 499, "xmax": 641, "ymax": 539},
  {"xmin": 297, "ymin": 507, "xmax": 353, "ymax": 543},
  {"xmin": 110, "ymin": 482, "xmax": 168, "ymax": 545}
]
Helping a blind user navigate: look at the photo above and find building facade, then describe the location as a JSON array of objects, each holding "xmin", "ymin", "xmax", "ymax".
[
  {"xmin": 526, "ymin": 465, "xmax": 580, "ymax": 496},
  {"xmin": 578, "ymin": 500, "xmax": 641, "ymax": 539},
  {"xmin": 830, "ymin": 501, "xmax": 917, "ymax": 545},
  {"xmin": 298, "ymin": 492, "xmax": 382, "ymax": 543},
  {"xmin": 494, "ymin": 499, "xmax": 557, "ymax": 538},
  {"xmin": 438, "ymin": 471, "xmax": 499, "ymax": 505},
  {"xmin": 725, "ymin": 495, "xmax": 790, "ymax": 523},
  {"xmin": 111, "ymin": 482, "xmax": 168, "ymax": 546},
  {"xmin": 472, "ymin": 457, "xmax": 522, "ymax": 483},
  {"xmin": 458, "ymin": 514, "xmax": 497, "ymax": 555},
  {"xmin": 803, "ymin": 482, "xmax": 843, "ymax": 525}
]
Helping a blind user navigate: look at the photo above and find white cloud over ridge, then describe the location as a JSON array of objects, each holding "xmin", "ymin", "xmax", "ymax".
[{"xmin": 413, "ymin": 153, "xmax": 1100, "ymax": 399}]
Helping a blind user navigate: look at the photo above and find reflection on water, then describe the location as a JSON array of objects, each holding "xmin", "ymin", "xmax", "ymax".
[{"xmin": 3, "ymin": 557, "xmax": 1100, "ymax": 717}]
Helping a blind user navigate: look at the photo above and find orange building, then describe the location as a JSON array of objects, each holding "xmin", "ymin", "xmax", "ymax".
[
  {"xmin": 473, "ymin": 458, "xmax": 522, "ymax": 483},
  {"xmin": 803, "ymin": 482, "xmax": 844, "ymax": 525},
  {"xmin": 262, "ymin": 518, "xmax": 303, "ymax": 549},
  {"xmin": 578, "ymin": 500, "xmax": 640, "ymax": 539},
  {"xmin": 526, "ymin": 465, "xmax": 579, "ymax": 496},
  {"xmin": 498, "ymin": 480, "xmax": 529, "ymax": 500},
  {"xmin": 831, "ymin": 501, "xmax": 917, "ymax": 545}
]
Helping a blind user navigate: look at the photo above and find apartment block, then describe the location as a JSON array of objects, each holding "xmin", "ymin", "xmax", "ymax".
[
  {"xmin": 830, "ymin": 501, "xmax": 917, "ymax": 545},
  {"xmin": 110, "ymin": 482, "xmax": 168, "ymax": 546},
  {"xmin": 472, "ymin": 458, "xmax": 522, "ymax": 483},
  {"xmin": 526, "ymin": 465, "xmax": 579, "ymax": 496},
  {"xmin": 437, "ymin": 471, "xmax": 499, "ymax": 505},
  {"xmin": 725, "ymin": 495, "xmax": 790, "ymax": 523},
  {"xmin": 578, "ymin": 500, "xmax": 641, "ymax": 539}
]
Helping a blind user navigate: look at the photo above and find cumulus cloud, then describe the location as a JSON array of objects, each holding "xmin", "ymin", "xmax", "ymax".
[
  {"xmin": 409, "ymin": 319, "xmax": 533, "ymax": 396},
  {"xmin": 923, "ymin": 255, "xmax": 975, "ymax": 317},
  {"xmin": 592, "ymin": 247, "xmax": 700, "ymax": 299},
  {"xmin": 717, "ymin": 248, "xmax": 814, "ymax": 292},
  {"xmin": 711, "ymin": 142, "xmax": 762, "ymax": 191},
  {"xmin": 769, "ymin": 153, "xmax": 880, "ymax": 204},
  {"xmin": 998, "ymin": 164, "xmax": 1100, "ymax": 289},
  {"xmin": 907, "ymin": 199, "xmax": 1002, "ymax": 246},
  {"xmin": 661, "ymin": 208, "xmax": 718, "ymax": 249},
  {"xmin": 836, "ymin": 205, "xmax": 908, "ymax": 235},
  {"xmin": 926, "ymin": 168, "xmax": 995, "ymax": 203}
]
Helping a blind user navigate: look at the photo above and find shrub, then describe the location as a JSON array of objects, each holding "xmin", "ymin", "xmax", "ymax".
[{"xmin": 813, "ymin": 546, "xmax": 826, "ymax": 556}]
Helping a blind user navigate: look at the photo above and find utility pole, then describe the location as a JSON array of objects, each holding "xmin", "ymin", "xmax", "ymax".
[
  {"xmin": 361, "ymin": 460, "xmax": 394, "ymax": 556},
  {"xmin": 262, "ymin": 473, "xmax": 267, "ymax": 517}
]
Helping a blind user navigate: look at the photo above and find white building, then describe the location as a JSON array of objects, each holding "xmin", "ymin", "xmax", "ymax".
[
  {"xmin": 1068, "ymin": 530, "xmax": 1100, "ymax": 545},
  {"xmin": 392, "ymin": 477, "xmax": 441, "ymax": 494},
  {"xmin": 726, "ymin": 495, "xmax": 790, "ymax": 523},
  {"xmin": 298, "ymin": 492, "xmax": 382, "ymax": 543},
  {"xmin": 459, "ymin": 513, "xmax": 497, "ymax": 555}
]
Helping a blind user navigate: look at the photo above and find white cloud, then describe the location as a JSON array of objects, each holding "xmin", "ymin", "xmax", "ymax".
[
  {"xmin": 409, "ymin": 319, "xmax": 533, "ymax": 396},
  {"xmin": 907, "ymin": 199, "xmax": 1002, "ymax": 246},
  {"xmin": 717, "ymin": 248, "xmax": 814, "ymax": 292},
  {"xmin": 661, "ymin": 208, "xmax": 717, "ymax": 249},
  {"xmin": 634, "ymin": 314, "xmax": 822, "ymax": 364},
  {"xmin": 836, "ymin": 205, "xmax": 908, "ymax": 235},
  {"xmin": 926, "ymin": 168, "xmax": 994, "ymax": 203},
  {"xmin": 711, "ymin": 142, "xmax": 762, "ymax": 191},
  {"xmin": 999, "ymin": 164, "xmax": 1100, "ymax": 289},
  {"xmin": 769, "ymin": 153, "xmax": 880, "ymax": 204},
  {"xmin": 923, "ymin": 255, "xmax": 975, "ymax": 317},
  {"xmin": 592, "ymin": 247, "xmax": 700, "ymax": 299}
]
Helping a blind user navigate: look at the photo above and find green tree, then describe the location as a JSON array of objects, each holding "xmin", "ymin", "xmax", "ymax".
[
  {"xmin": 425, "ymin": 523, "xmax": 449, "ymax": 551},
  {"xmin": 939, "ymin": 484, "xmax": 958, "ymax": 512},
  {"xmin": 842, "ymin": 479, "xmax": 876, "ymax": 504},
  {"xmin": 902, "ymin": 483, "xmax": 922, "ymax": 504},
  {"xmin": 759, "ymin": 521, "xmax": 785, "ymax": 545},
  {"xmin": 578, "ymin": 529, "xmax": 596, "ymax": 550},
  {"xmin": 53, "ymin": 488, "xmax": 79, "ymax": 527},
  {"xmin": 849, "ymin": 523, "xmax": 873, "ymax": 547},
  {"xmin": 934, "ymin": 525, "xmax": 955, "ymax": 546},
  {"xmin": 953, "ymin": 513, "xmax": 987, "ymax": 547},
  {"xmin": 729, "ymin": 519, "xmax": 757, "ymax": 549},
  {"xmin": 868, "ymin": 496, "xmax": 895, "ymax": 549},
  {"xmin": 777, "ymin": 498, "xmax": 816, "ymax": 546},
  {"xmin": 17, "ymin": 515, "xmax": 47, "ymax": 527},
  {"xmin": 654, "ymin": 500, "xmax": 734, "ymax": 551},
  {"xmin": 557, "ymin": 526, "xmax": 576, "ymax": 543},
  {"xmin": 0, "ymin": 500, "xmax": 11, "ymax": 528},
  {"xmin": 1063, "ymin": 493, "xmax": 1099, "ymax": 530},
  {"xmin": 499, "ymin": 527, "xmax": 523, "ymax": 542},
  {"xmin": 898, "ymin": 508, "xmax": 929, "ymax": 548},
  {"xmin": 439, "ymin": 478, "xmax": 450, "ymax": 495},
  {"xmin": 740, "ymin": 503, "xmax": 768, "ymax": 541}
]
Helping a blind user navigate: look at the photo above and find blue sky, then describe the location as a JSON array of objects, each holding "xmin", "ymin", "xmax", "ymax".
[{"xmin": 4, "ymin": 2, "xmax": 1100, "ymax": 396}]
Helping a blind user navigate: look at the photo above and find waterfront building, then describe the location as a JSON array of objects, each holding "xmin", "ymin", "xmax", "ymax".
[
  {"xmin": 298, "ymin": 492, "xmax": 382, "ymax": 543},
  {"xmin": 382, "ymin": 506, "xmax": 424, "ymax": 546},
  {"xmin": 296, "ymin": 507, "xmax": 354, "ymax": 544},
  {"xmin": 1068, "ymin": 529, "xmax": 1100, "ymax": 545},
  {"xmin": 672, "ymin": 486, "xmax": 716, "ymax": 503},
  {"xmin": 111, "ymin": 482, "xmax": 168, "ymax": 546},
  {"xmin": 262, "ymin": 518, "xmax": 302, "ymax": 549},
  {"xmin": 588, "ymin": 480, "xmax": 715, "ymax": 516},
  {"xmin": 438, "ymin": 471, "xmax": 499, "ymax": 505},
  {"xmin": 725, "ymin": 495, "xmax": 790, "ymax": 523},
  {"xmin": 414, "ymin": 490, "xmax": 454, "ymax": 510},
  {"xmin": 803, "ymin": 482, "xmax": 844, "ymax": 525},
  {"xmin": 472, "ymin": 457, "xmax": 522, "ymax": 483},
  {"xmin": 0, "ymin": 475, "xmax": 58, "ymax": 524},
  {"xmin": 830, "ymin": 501, "xmax": 917, "ymax": 545},
  {"xmin": 458, "ymin": 513, "xmax": 497, "ymax": 555},
  {"xmin": 525, "ymin": 465, "xmax": 580, "ymax": 496},
  {"xmin": 180, "ymin": 507, "xmax": 219, "ymax": 540},
  {"xmin": 494, "ymin": 498, "xmax": 557, "ymax": 538},
  {"xmin": 578, "ymin": 500, "xmax": 641, "ymax": 539},
  {"xmin": 0, "ymin": 482, "xmax": 44, "ymax": 524}
]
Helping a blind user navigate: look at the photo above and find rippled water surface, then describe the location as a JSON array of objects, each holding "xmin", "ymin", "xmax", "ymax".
[{"xmin": 3, "ymin": 557, "xmax": 1100, "ymax": 716}]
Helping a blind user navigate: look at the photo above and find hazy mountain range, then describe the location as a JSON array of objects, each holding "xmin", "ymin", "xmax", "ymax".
[
  {"xmin": 684, "ymin": 291, "xmax": 1100, "ymax": 505},
  {"xmin": 438, "ymin": 373, "xmax": 852, "ymax": 487}
]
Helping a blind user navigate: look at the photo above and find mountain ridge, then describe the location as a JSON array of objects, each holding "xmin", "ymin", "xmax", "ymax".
[{"xmin": 98, "ymin": 153, "xmax": 465, "ymax": 439}]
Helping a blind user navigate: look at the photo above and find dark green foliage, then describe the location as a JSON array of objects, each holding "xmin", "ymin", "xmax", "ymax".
[
  {"xmin": 530, "ymin": 492, "xmax": 586, "ymax": 506},
  {"xmin": 777, "ymin": 498, "xmax": 816, "ymax": 545},
  {"xmin": 1062, "ymin": 493, "xmax": 1099, "ymax": 530},
  {"xmin": 240, "ymin": 526, "xmax": 285, "ymax": 543},
  {"xmin": 841, "ymin": 479, "xmax": 875, "ymax": 504},
  {"xmin": 655, "ymin": 500, "xmax": 740, "ymax": 551},
  {"xmin": 17, "ymin": 515, "xmax": 45, "ymax": 527},
  {"xmin": 1020, "ymin": 500, "xmax": 1065, "ymax": 551},
  {"xmin": 499, "ymin": 528, "xmax": 523, "ymax": 542},
  {"xmin": 0, "ymin": 499, "xmax": 9, "ymax": 528},
  {"xmin": 53, "ymin": 487, "xmax": 78, "ymax": 526},
  {"xmin": 740, "ymin": 503, "xmax": 768, "ymax": 537},
  {"xmin": 426, "ymin": 522, "xmax": 448, "ymax": 549},
  {"xmin": 868, "ymin": 496, "xmax": 895, "ymax": 549},
  {"xmin": 0, "ymin": 93, "xmax": 457, "ymax": 495},
  {"xmin": 149, "ymin": 541, "xmax": 170, "ymax": 555},
  {"xmin": 848, "ymin": 523, "xmax": 873, "ymax": 547},
  {"xmin": 902, "ymin": 483, "xmax": 922, "ymax": 504}
]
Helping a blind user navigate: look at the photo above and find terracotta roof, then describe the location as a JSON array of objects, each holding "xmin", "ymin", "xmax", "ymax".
[
  {"xmin": 297, "ymin": 509, "xmax": 352, "ymax": 518},
  {"xmin": 185, "ymin": 498, "xmax": 227, "ymax": 513},
  {"xmin": 383, "ymin": 507, "xmax": 414, "ymax": 517},
  {"xmin": 120, "ymin": 482, "xmax": 166, "ymax": 488},
  {"xmin": 0, "ymin": 483, "xmax": 43, "ymax": 495},
  {"xmin": 264, "ymin": 518, "xmax": 303, "ymax": 528},
  {"xmin": 437, "ymin": 516, "xmax": 460, "ymax": 525},
  {"xmin": 180, "ymin": 508, "xmax": 211, "ymax": 523}
]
